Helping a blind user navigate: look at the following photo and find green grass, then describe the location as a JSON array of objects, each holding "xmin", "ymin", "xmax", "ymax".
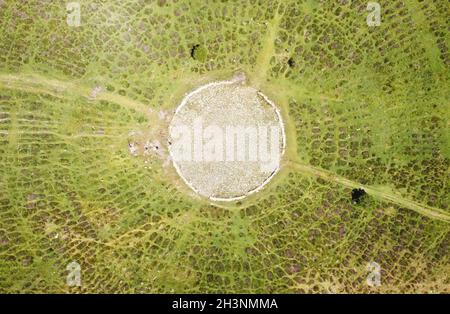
[{"xmin": 0, "ymin": 0, "xmax": 449, "ymax": 293}]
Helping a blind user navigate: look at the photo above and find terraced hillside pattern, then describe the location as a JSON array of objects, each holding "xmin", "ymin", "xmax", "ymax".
[{"xmin": 0, "ymin": 0, "xmax": 449, "ymax": 293}]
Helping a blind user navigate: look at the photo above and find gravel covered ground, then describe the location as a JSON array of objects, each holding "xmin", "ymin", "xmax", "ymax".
[{"xmin": 169, "ymin": 79, "xmax": 285, "ymax": 201}]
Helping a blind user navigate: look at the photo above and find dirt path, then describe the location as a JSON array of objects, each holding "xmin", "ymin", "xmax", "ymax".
[
  {"xmin": 1, "ymin": 71, "xmax": 448, "ymax": 223},
  {"xmin": 287, "ymin": 160, "xmax": 450, "ymax": 223},
  {"xmin": 0, "ymin": 72, "xmax": 150, "ymax": 116},
  {"xmin": 253, "ymin": 6, "xmax": 282, "ymax": 87}
]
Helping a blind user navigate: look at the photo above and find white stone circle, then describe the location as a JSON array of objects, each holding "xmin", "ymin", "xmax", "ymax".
[{"xmin": 168, "ymin": 79, "xmax": 285, "ymax": 201}]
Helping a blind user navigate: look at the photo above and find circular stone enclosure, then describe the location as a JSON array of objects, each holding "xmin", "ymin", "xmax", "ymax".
[{"xmin": 169, "ymin": 80, "xmax": 285, "ymax": 201}]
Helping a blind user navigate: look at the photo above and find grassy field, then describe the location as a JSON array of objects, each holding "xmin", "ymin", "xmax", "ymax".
[{"xmin": 0, "ymin": 0, "xmax": 449, "ymax": 293}]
